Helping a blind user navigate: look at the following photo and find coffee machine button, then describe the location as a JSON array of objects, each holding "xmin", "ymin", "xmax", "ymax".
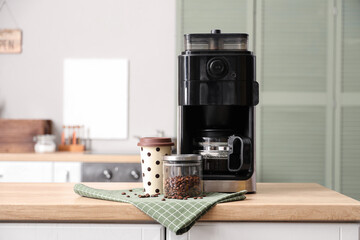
[{"xmin": 207, "ymin": 58, "xmax": 228, "ymax": 78}]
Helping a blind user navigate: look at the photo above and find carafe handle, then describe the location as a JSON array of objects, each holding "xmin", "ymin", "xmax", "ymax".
[{"xmin": 227, "ymin": 135, "xmax": 244, "ymax": 172}]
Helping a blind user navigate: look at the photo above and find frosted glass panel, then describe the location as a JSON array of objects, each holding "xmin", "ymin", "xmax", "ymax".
[
  {"xmin": 342, "ymin": 0, "xmax": 360, "ymax": 92},
  {"xmin": 63, "ymin": 59, "xmax": 128, "ymax": 139},
  {"xmin": 341, "ymin": 107, "xmax": 360, "ymax": 200},
  {"xmin": 261, "ymin": 0, "xmax": 328, "ymax": 92},
  {"xmin": 261, "ymin": 106, "xmax": 326, "ymax": 184}
]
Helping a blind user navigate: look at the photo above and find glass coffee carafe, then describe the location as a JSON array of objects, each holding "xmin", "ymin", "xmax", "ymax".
[
  {"xmin": 191, "ymin": 128, "xmax": 253, "ymax": 179},
  {"xmin": 194, "ymin": 136, "xmax": 229, "ymax": 175}
]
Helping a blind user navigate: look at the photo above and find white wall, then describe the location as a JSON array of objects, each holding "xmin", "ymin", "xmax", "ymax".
[{"xmin": 0, "ymin": 0, "xmax": 177, "ymax": 154}]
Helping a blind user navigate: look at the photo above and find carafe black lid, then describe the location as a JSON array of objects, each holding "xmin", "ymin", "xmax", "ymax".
[{"xmin": 184, "ymin": 29, "xmax": 248, "ymax": 51}]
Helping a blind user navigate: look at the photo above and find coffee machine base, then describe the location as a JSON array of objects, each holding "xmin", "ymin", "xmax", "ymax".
[{"xmin": 203, "ymin": 175, "xmax": 256, "ymax": 193}]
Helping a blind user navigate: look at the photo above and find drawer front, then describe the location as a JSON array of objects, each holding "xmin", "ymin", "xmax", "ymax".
[
  {"xmin": 0, "ymin": 223, "xmax": 164, "ymax": 240},
  {"xmin": 53, "ymin": 162, "xmax": 81, "ymax": 182},
  {"xmin": 0, "ymin": 161, "xmax": 52, "ymax": 182},
  {"xmin": 167, "ymin": 222, "xmax": 360, "ymax": 240}
]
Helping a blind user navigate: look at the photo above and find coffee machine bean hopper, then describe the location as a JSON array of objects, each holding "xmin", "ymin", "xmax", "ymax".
[{"xmin": 178, "ymin": 30, "xmax": 259, "ymax": 192}]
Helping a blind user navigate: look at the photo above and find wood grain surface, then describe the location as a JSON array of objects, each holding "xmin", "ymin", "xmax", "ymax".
[
  {"xmin": 0, "ymin": 119, "xmax": 52, "ymax": 153},
  {"xmin": 0, "ymin": 183, "xmax": 359, "ymax": 222},
  {"xmin": 0, "ymin": 153, "xmax": 139, "ymax": 163}
]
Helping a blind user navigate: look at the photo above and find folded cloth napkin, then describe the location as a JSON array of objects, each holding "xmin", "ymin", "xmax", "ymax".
[{"xmin": 74, "ymin": 184, "xmax": 246, "ymax": 235}]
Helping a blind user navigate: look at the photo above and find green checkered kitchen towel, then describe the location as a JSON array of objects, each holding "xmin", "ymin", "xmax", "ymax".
[{"xmin": 74, "ymin": 184, "xmax": 246, "ymax": 235}]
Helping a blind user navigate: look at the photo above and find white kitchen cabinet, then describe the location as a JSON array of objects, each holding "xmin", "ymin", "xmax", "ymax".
[
  {"xmin": 0, "ymin": 161, "xmax": 81, "ymax": 183},
  {"xmin": 167, "ymin": 222, "xmax": 360, "ymax": 240},
  {"xmin": 53, "ymin": 162, "xmax": 81, "ymax": 182},
  {"xmin": 0, "ymin": 223, "xmax": 164, "ymax": 240},
  {"xmin": 0, "ymin": 161, "xmax": 52, "ymax": 182}
]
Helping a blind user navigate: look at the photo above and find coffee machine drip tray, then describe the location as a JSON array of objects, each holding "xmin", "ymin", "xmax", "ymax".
[{"xmin": 203, "ymin": 179, "xmax": 256, "ymax": 193}]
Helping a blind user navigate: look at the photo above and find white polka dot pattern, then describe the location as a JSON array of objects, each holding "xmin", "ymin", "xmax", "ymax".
[{"xmin": 140, "ymin": 146, "xmax": 171, "ymax": 194}]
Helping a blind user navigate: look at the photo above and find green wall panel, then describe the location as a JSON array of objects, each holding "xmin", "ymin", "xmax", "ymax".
[
  {"xmin": 261, "ymin": 106, "xmax": 326, "ymax": 184},
  {"xmin": 342, "ymin": 0, "xmax": 360, "ymax": 92},
  {"xmin": 341, "ymin": 107, "xmax": 360, "ymax": 200},
  {"xmin": 261, "ymin": 0, "xmax": 328, "ymax": 92}
]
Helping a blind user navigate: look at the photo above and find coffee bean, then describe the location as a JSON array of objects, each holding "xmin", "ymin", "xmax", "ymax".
[
  {"xmin": 138, "ymin": 195, "xmax": 142, "ymax": 198},
  {"xmin": 126, "ymin": 195, "xmax": 130, "ymax": 198},
  {"xmin": 142, "ymin": 159, "xmax": 144, "ymax": 163},
  {"xmin": 193, "ymin": 197, "xmax": 197, "ymax": 199},
  {"xmin": 143, "ymin": 173, "xmax": 145, "ymax": 177},
  {"xmin": 164, "ymin": 175, "xmax": 202, "ymax": 198},
  {"xmin": 121, "ymin": 192, "xmax": 126, "ymax": 195},
  {"xmin": 161, "ymin": 198, "xmax": 165, "ymax": 201},
  {"xmin": 198, "ymin": 197, "xmax": 203, "ymax": 199},
  {"xmin": 129, "ymin": 190, "xmax": 133, "ymax": 192},
  {"xmin": 141, "ymin": 147, "xmax": 143, "ymax": 151},
  {"xmin": 145, "ymin": 193, "xmax": 150, "ymax": 197}
]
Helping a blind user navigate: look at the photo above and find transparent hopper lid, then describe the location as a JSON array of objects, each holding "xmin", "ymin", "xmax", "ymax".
[{"xmin": 184, "ymin": 29, "xmax": 248, "ymax": 51}]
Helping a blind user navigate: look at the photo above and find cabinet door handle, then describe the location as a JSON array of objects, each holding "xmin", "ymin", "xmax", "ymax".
[{"xmin": 66, "ymin": 171, "xmax": 70, "ymax": 182}]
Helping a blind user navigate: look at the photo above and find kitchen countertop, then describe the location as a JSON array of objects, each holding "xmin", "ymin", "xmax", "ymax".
[
  {"xmin": 0, "ymin": 153, "xmax": 139, "ymax": 163},
  {"xmin": 0, "ymin": 182, "xmax": 359, "ymax": 222}
]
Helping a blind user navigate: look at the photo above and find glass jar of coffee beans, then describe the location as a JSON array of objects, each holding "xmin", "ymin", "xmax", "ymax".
[{"xmin": 163, "ymin": 154, "xmax": 203, "ymax": 198}]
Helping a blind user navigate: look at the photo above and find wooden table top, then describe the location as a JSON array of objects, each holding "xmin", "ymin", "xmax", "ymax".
[{"xmin": 0, "ymin": 182, "xmax": 359, "ymax": 222}]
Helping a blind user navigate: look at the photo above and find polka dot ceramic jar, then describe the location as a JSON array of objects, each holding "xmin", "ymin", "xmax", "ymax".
[{"xmin": 137, "ymin": 137, "xmax": 174, "ymax": 195}]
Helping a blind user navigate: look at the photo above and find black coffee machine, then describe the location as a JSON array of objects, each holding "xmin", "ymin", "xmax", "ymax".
[{"xmin": 177, "ymin": 30, "xmax": 259, "ymax": 192}]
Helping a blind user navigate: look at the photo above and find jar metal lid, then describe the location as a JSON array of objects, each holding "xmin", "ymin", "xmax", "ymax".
[
  {"xmin": 33, "ymin": 134, "xmax": 56, "ymax": 142},
  {"xmin": 163, "ymin": 154, "xmax": 202, "ymax": 162}
]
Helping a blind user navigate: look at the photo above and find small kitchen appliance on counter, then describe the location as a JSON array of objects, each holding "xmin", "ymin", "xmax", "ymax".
[{"xmin": 178, "ymin": 30, "xmax": 259, "ymax": 192}]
